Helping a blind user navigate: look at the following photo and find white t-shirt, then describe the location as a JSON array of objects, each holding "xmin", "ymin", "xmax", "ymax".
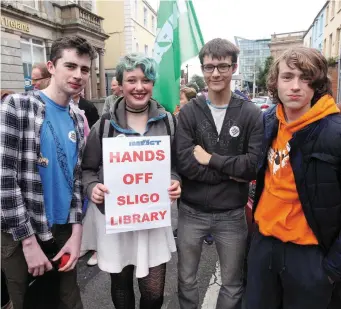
[{"xmin": 207, "ymin": 102, "xmax": 228, "ymax": 135}]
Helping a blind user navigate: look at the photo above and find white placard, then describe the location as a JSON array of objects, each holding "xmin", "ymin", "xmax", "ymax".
[{"xmin": 102, "ymin": 136, "xmax": 171, "ymax": 234}]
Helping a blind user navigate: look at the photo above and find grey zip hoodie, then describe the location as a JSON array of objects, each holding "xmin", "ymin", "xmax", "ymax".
[{"xmin": 175, "ymin": 93, "xmax": 263, "ymax": 212}]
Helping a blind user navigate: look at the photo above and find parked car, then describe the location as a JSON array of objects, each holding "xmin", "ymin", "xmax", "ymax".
[{"xmin": 252, "ymin": 96, "xmax": 274, "ymax": 112}]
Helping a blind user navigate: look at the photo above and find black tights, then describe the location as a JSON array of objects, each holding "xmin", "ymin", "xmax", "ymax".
[{"xmin": 110, "ymin": 264, "xmax": 166, "ymax": 309}]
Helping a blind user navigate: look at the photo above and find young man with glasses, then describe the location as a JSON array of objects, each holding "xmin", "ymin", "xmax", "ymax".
[{"xmin": 175, "ymin": 38, "xmax": 263, "ymax": 309}]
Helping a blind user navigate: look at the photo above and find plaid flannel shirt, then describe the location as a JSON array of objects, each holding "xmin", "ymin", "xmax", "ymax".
[{"xmin": 1, "ymin": 91, "xmax": 85, "ymax": 241}]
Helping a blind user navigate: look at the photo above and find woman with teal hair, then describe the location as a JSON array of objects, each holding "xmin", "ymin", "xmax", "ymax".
[{"xmin": 81, "ymin": 53, "xmax": 181, "ymax": 309}]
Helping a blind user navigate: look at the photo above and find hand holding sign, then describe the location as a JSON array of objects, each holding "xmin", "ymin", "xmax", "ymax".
[
  {"xmin": 168, "ymin": 180, "xmax": 181, "ymax": 202},
  {"xmin": 91, "ymin": 183, "xmax": 109, "ymax": 204}
]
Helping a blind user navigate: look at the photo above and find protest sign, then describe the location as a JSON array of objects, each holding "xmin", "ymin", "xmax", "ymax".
[{"xmin": 103, "ymin": 136, "xmax": 171, "ymax": 234}]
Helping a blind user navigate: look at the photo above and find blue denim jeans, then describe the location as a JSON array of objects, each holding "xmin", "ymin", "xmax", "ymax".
[{"xmin": 177, "ymin": 201, "xmax": 248, "ymax": 309}]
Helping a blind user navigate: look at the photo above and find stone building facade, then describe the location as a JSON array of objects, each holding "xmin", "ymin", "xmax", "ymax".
[{"xmin": 1, "ymin": 0, "xmax": 108, "ymax": 99}]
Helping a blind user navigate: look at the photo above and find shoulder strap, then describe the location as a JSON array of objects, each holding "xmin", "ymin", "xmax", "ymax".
[
  {"xmin": 99, "ymin": 112, "xmax": 114, "ymax": 147},
  {"xmin": 163, "ymin": 112, "xmax": 177, "ymax": 143}
]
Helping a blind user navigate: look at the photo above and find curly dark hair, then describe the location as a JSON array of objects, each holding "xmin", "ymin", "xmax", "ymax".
[
  {"xmin": 267, "ymin": 47, "xmax": 332, "ymax": 105},
  {"xmin": 50, "ymin": 36, "xmax": 97, "ymax": 65}
]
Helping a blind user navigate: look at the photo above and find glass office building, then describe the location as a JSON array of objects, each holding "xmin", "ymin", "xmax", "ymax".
[{"xmin": 235, "ymin": 36, "xmax": 271, "ymax": 88}]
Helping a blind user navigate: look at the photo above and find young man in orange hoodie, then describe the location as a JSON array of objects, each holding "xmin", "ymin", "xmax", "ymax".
[{"xmin": 246, "ymin": 47, "xmax": 341, "ymax": 309}]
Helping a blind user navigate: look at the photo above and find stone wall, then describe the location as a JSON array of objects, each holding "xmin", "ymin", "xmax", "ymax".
[{"xmin": 1, "ymin": 31, "xmax": 25, "ymax": 93}]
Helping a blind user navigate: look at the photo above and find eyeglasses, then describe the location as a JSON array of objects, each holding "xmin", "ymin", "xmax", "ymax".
[
  {"xmin": 202, "ymin": 63, "xmax": 236, "ymax": 73},
  {"xmin": 32, "ymin": 77, "xmax": 49, "ymax": 83}
]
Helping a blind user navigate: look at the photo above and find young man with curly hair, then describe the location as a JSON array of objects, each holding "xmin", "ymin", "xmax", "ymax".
[{"xmin": 246, "ymin": 47, "xmax": 341, "ymax": 309}]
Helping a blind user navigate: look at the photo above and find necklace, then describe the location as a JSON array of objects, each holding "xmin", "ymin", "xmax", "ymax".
[{"xmin": 125, "ymin": 103, "xmax": 149, "ymax": 114}]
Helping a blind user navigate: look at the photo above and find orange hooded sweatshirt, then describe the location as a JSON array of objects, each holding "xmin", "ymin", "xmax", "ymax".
[{"xmin": 255, "ymin": 95, "xmax": 340, "ymax": 245}]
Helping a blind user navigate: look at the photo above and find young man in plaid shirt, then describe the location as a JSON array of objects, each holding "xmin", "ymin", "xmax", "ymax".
[{"xmin": 1, "ymin": 36, "xmax": 96, "ymax": 309}]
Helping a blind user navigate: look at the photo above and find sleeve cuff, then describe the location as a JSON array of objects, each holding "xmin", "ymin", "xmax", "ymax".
[
  {"xmin": 208, "ymin": 153, "xmax": 225, "ymax": 171},
  {"xmin": 86, "ymin": 182, "xmax": 99, "ymax": 200},
  {"xmin": 11, "ymin": 222, "xmax": 35, "ymax": 242},
  {"xmin": 171, "ymin": 172, "xmax": 182, "ymax": 185},
  {"xmin": 68, "ymin": 208, "xmax": 83, "ymax": 224}
]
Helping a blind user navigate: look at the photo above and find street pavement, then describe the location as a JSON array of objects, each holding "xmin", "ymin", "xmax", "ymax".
[{"xmin": 78, "ymin": 204, "xmax": 221, "ymax": 309}]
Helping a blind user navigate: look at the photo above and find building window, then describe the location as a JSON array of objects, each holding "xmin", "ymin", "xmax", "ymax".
[
  {"xmin": 144, "ymin": 7, "xmax": 148, "ymax": 28},
  {"xmin": 314, "ymin": 22, "xmax": 318, "ymax": 38},
  {"xmin": 135, "ymin": 0, "xmax": 138, "ymax": 20},
  {"xmin": 323, "ymin": 38, "xmax": 327, "ymax": 54},
  {"xmin": 136, "ymin": 42, "xmax": 139, "ymax": 52},
  {"xmin": 68, "ymin": 0, "xmax": 79, "ymax": 3},
  {"xmin": 21, "ymin": 37, "xmax": 47, "ymax": 90},
  {"xmin": 320, "ymin": 14, "xmax": 324, "ymax": 33},
  {"xmin": 23, "ymin": 0, "xmax": 38, "ymax": 9},
  {"xmin": 329, "ymin": 33, "xmax": 333, "ymax": 57},
  {"xmin": 336, "ymin": 29, "xmax": 341, "ymax": 55},
  {"xmin": 144, "ymin": 45, "xmax": 149, "ymax": 56},
  {"xmin": 151, "ymin": 15, "xmax": 155, "ymax": 33},
  {"xmin": 331, "ymin": 0, "xmax": 335, "ymax": 18},
  {"xmin": 326, "ymin": 5, "xmax": 329, "ymax": 24},
  {"xmin": 339, "ymin": 0, "xmax": 341, "ymax": 10}
]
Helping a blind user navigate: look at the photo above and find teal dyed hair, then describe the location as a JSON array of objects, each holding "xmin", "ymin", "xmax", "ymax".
[{"xmin": 116, "ymin": 53, "xmax": 158, "ymax": 85}]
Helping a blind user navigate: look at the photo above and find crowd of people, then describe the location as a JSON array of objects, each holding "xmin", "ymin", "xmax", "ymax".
[{"xmin": 1, "ymin": 35, "xmax": 341, "ymax": 309}]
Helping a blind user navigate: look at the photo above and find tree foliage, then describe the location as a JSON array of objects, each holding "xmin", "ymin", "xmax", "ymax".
[
  {"xmin": 256, "ymin": 56, "xmax": 274, "ymax": 91},
  {"xmin": 190, "ymin": 74, "xmax": 206, "ymax": 91}
]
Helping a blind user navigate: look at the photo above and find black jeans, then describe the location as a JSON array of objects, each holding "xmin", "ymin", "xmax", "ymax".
[
  {"xmin": 1, "ymin": 225, "xmax": 83, "ymax": 309},
  {"xmin": 1, "ymin": 270, "xmax": 11, "ymax": 306},
  {"xmin": 246, "ymin": 229, "xmax": 334, "ymax": 309}
]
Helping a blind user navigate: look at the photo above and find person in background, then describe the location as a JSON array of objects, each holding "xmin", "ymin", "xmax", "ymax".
[
  {"xmin": 173, "ymin": 86, "xmax": 197, "ymax": 238},
  {"xmin": 1, "ymin": 35, "xmax": 96, "ymax": 309},
  {"xmin": 71, "ymin": 91, "xmax": 90, "ymax": 140},
  {"xmin": 101, "ymin": 76, "xmax": 123, "ymax": 115},
  {"xmin": 78, "ymin": 91, "xmax": 99, "ymax": 128},
  {"xmin": 1, "ymin": 90, "xmax": 15, "ymax": 102},
  {"xmin": 70, "ymin": 91, "xmax": 97, "ymax": 267},
  {"xmin": 81, "ymin": 53, "xmax": 181, "ymax": 309},
  {"xmin": 31, "ymin": 62, "xmax": 51, "ymax": 90},
  {"xmin": 180, "ymin": 87, "xmax": 197, "ymax": 109},
  {"xmin": 234, "ymin": 89, "xmax": 250, "ymax": 101},
  {"xmin": 246, "ymin": 47, "xmax": 341, "ymax": 309}
]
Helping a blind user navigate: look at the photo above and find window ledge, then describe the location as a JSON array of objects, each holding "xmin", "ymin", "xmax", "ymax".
[{"xmin": 22, "ymin": 4, "xmax": 38, "ymax": 11}]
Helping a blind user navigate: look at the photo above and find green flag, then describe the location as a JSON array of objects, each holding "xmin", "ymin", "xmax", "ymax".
[{"xmin": 153, "ymin": 0, "xmax": 204, "ymax": 113}]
